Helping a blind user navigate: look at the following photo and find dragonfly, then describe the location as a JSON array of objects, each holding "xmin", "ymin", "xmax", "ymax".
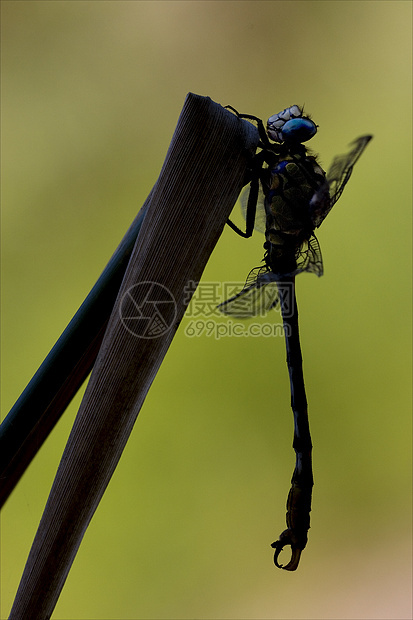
[{"xmin": 219, "ymin": 104, "xmax": 372, "ymax": 570}]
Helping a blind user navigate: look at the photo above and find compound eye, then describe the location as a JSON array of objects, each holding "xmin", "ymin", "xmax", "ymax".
[{"xmin": 281, "ymin": 118, "xmax": 317, "ymax": 143}]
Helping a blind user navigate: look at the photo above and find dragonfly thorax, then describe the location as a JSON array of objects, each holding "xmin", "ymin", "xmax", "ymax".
[
  {"xmin": 264, "ymin": 157, "xmax": 325, "ymax": 235},
  {"xmin": 261, "ymin": 153, "xmax": 326, "ymax": 274}
]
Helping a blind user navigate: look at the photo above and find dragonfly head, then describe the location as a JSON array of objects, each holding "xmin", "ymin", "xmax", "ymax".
[{"xmin": 267, "ymin": 105, "xmax": 317, "ymax": 143}]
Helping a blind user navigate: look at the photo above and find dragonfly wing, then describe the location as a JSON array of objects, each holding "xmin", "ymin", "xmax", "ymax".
[
  {"xmin": 310, "ymin": 134, "xmax": 372, "ymax": 228},
  {"xmin": 295, "ymin": 234, "xmax": 324, "ymax": 277},
  {"xmin": 240, "ymin": 182, "xmax": 267, "ymax": 234},
  {"xmin": 218, "ymin": 267, "xmax": 280, "ymax": 318}
]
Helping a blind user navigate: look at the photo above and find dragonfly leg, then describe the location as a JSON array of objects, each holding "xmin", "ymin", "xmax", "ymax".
[
  {"xmin": 271, "ymin": 278, "xmax": 314, "ymax": 571},
  {"xmin": 225, "ymin": 105, "xmax": 273, "ymax": 149},
  {"xmin": 226, "ymin": 149, "xmax": 269, "ymax": 239}
]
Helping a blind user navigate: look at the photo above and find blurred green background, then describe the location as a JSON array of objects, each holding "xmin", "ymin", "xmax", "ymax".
[{"xmin": 1, "ymin": 1, "xmax": 411, "ymax": 619}]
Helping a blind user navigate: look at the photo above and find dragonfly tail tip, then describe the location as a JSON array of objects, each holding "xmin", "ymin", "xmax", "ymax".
[{"xmin": 271, "ymin": 537, "xmax": 302, "ymax": 571}]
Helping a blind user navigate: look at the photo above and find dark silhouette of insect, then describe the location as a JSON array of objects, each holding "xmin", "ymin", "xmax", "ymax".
[{"xmin": 219, "ymin": 104, "xmax": 372, "ymax": 570}]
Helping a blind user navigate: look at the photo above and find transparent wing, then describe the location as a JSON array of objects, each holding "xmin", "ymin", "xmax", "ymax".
[
  {"xmin": 218, "ymin": 266, "xmax": 280, "ymax": 318},
  {"xmin": 310, "ymin": 134, "xmax": 372, "ymax": 228},
  {"xmin": 240, "ymin": 182, "xmax": 267, "ymax": 234},
  {"xmin": 327, "ymin": 135, "xmax": 372, "ymax": 206},
  {"xmin": 295, "ymin": 234, "xmax": 324, "ymax": 277}
]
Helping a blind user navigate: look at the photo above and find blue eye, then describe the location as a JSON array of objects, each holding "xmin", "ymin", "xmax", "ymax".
[{"xmin": 281, "ymin": 118, "xmax": 317, "ymax": 142}]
